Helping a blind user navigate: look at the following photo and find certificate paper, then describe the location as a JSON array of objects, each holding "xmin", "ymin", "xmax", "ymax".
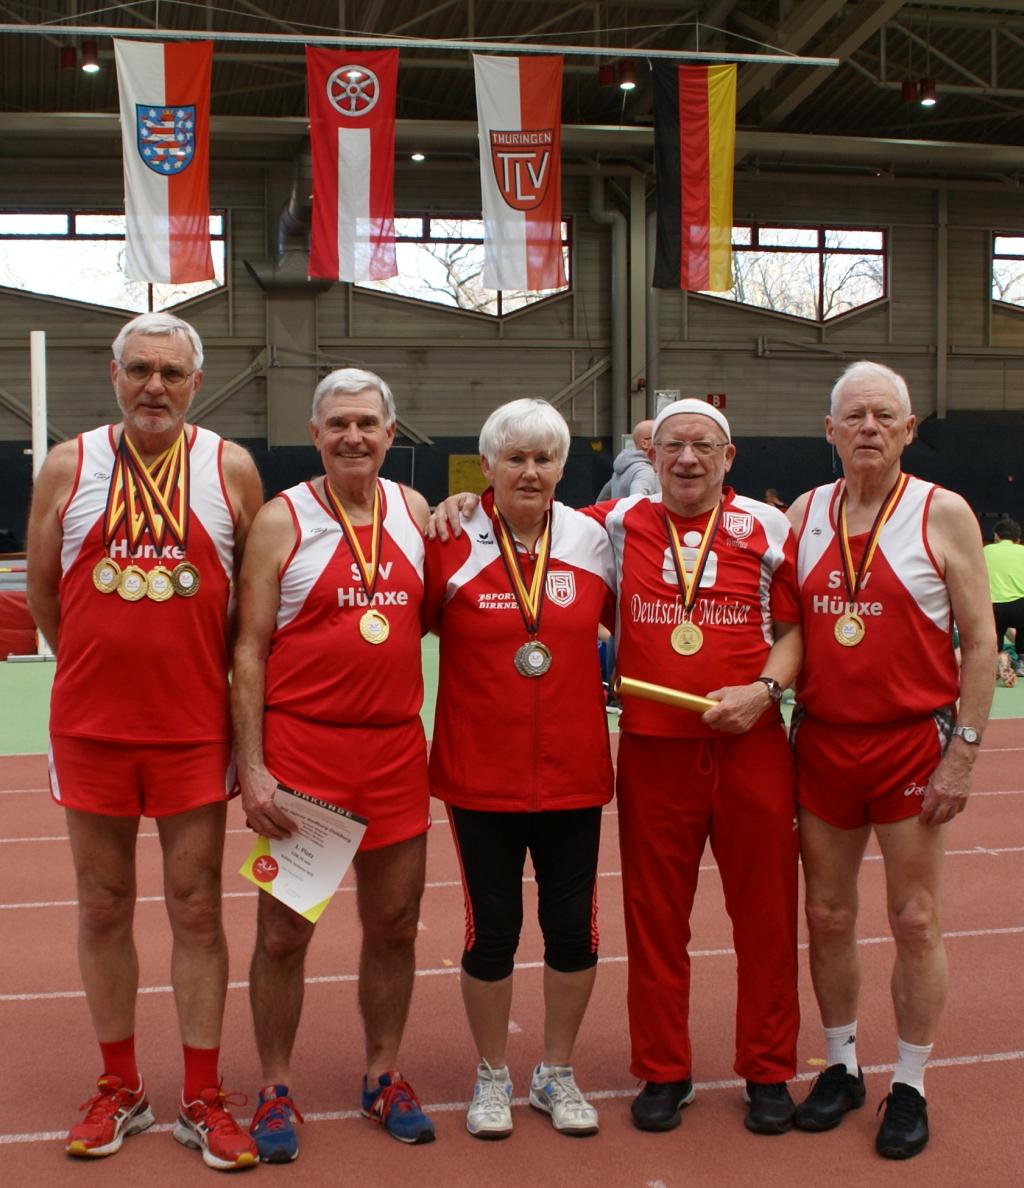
[{"xmin": 239, "ymin": 785, "xmax": 368, "ymax": 923}]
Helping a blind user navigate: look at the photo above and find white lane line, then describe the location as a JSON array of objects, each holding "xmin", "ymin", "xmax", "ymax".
[
  {"xmin": 2, "ymin": 1049, "xmax": 1021, "ymax": 1147},
  {"xmin": 0, "ymin": 828, "xmax": 254, "ymax": 845},
  {"xmin": 2, "ymin": 926, "xmax": 1020, "ymax": 1004},
  {"xmin": 0, "ymin": 788, "xmax": 49, "ymax": 795},
  {"xmin": 7, "ymin": 846, "xmax": 1024, "ymax": 911}
]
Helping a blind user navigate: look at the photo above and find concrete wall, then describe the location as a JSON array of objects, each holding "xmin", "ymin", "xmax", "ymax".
[{"xmin": 2, "ymin": 153, "xmax": 1023, "ymax": 545}]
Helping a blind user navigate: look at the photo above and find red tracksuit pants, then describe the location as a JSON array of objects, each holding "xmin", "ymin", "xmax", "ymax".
[{"xmin": 617, "ymin": 726, "xmax": 799, "ymax": 1083}]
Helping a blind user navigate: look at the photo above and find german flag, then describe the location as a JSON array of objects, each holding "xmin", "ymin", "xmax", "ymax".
[{"xmin": 653, "ymin": 62, "xmax": 736, "ymax": 292}]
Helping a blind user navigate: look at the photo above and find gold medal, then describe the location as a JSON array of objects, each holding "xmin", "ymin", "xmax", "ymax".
[
  {"xmin": 92, "ymin": 557, "xmax": 121, "ymax": 594},
  {"xmin": 670, "ymin": 621, "xmax": 704, "ymax": 655},
  {"xmin": 170, "ymin": 561, "xmax": 201, "ymax": 597},
  {"xmin": 359, "ymin": 608, "xmax": 390, "ymax": 644},
  {"xmin": 514, "ymin": 640, "xmax": 553, "ymax": 677},
  {"xmin": 117, "ymin": 564, "xmax": 148, "ymax": 602},
  {"xmin": 834, "ymin": 611, "xmax": 866, "ymax": 647},
  {"xmin": 146, "ymin": 565, "xmax": 174, "ymax": 602}
]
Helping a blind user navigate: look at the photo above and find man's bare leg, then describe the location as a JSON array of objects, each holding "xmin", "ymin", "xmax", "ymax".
[
  {"xmin": 249, "ymin": 890, "xmax": 316, "ymax": 1083},
  {"xmin": 65, "ymin": 808, "xmax": 141, "ymax": 1043},
  {"xmin": 354, "ymin": 833, "xmax": 427, "ymax": 1079},
  {"xmin": 157, "ymin": 802, "xmax": 229, "ymax": 1049}
]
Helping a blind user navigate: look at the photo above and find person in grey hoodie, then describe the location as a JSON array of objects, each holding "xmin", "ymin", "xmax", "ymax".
[{"xmin": 598, "ymin": 419, "xmax": 660, "ymax": 500}]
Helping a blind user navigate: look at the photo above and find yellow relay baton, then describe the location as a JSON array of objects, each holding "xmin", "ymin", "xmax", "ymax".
[{"xmin": 614, "ymin": 675, "xmax": 718, "ymax": 715}]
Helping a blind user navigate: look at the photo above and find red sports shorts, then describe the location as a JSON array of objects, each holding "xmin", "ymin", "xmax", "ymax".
[
  {"xmin": 792, "ymin": 708, "xmax": 953, "ymax": 828},
  {"xmin": 262, "ymin": 710, "xmax": 430, "ymax": 851},
  {"xmin": 49, "ymin": 734, "xmax": 235, "ymax": 818}
]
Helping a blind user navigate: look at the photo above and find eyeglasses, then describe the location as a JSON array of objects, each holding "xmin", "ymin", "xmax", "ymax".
[
  {"xmin": 119, "ymin": 361, "xmax": 195, "ymax": 388},
  {"xmin": 654, "ymin": 439, "xmax": 728, "ymax": 458}
]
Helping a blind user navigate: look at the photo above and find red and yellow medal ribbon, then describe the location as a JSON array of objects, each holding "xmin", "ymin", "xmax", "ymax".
[
  {"xmin": 103, "ymin": 431, "xmax": 189, "ymax": 552},
  {"xmin": 493, "ymin": 507, "xmax": 552, "ymax": 636},
  {"xmin": 324, "ymin": 480, "xmax": 384, "ymax": 604},
  {"xmin": 836, "ymin": 471, "xmax": 908, "ymax": 606},
  {"xmin": 665, "ymin": 500, "xmax": 723, "ymax": 618}
]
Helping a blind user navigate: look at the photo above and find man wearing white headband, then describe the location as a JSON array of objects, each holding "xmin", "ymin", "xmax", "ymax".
[{"xmin": 596, "ymin": 396, "xmax": 803, "ymax": 1138}]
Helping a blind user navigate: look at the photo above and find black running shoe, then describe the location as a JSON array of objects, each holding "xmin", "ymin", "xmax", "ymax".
[
  {"xmin": 630, "ymin": 1080, "xmax": 695, "ymax": 1132},
  {"xmin": 794, "ymin": 1064, "xmax": 866, "ymax": 1132},
  {"xmin": 743, "ymin": 1081, "xmax": 795, "ymax": 1135},
  {"xmin": 876, "ymin": 1083, "xmax": 928, "ymax": 1160}
]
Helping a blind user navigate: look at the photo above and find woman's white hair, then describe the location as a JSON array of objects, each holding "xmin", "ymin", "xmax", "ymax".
[
  {"xmin": 111, "ymin": 312, "xmax": 204, "ymax": 370},
  {"xmin": 830, "ymin": 360, "xmax": 912, "ymax": 417},
  {"xmin": 311, "ymin": 368, "xmax": 396, "ymax": 427},
  {"xmin": 478, "ymin": 398, "xmax": 571, "ymax": 467}
]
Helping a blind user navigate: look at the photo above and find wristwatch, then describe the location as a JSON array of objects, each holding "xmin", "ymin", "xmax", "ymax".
[
  {"xmin": 952, "ymin": 725, "xmax": 982, "ymax": 745},
  {"xmin": 755, "ymin": 676, "xmax": 784, "ymax": 703}
]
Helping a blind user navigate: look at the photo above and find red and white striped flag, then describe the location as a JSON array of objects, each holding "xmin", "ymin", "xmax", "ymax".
[
  {"xmin": 114, "ymin": 39, "xmax": 213, "ymax": 284},
  {"xmin": 474, "ymin": 55, "xmax": 566, "ymax": 292},
  {"xmin": 306, "ymin": 47, "xmax": 397, "ymax": 282}
]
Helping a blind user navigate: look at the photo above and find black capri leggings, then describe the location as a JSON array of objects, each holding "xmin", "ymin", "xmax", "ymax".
[{"xmin": 449, "ymin": 805, "xmax": 603, "ymax": 982}]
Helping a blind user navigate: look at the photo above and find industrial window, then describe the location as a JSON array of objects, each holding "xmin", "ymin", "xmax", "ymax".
[
  {"xmin": 701, "ymin": 224, "xmax": 886, "ymax": 322},
  {"xmin": 356, "ymin": 215, "xmax": 571, "ymax": 316},
  {"xmin": 992, "ymin": 234, "xmax": 1024, "ymax": 307},
  {"xmin": 0, "ymin": 211, "xmax": 225, "ymax": 313}
]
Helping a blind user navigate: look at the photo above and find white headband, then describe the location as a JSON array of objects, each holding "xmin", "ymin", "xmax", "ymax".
[{"xmin": 652, "ymin": 398, "xmax": 731, "ymax": 443}]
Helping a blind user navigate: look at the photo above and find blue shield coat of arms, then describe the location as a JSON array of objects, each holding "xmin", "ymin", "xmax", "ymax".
[{"xmin": 135, "ymin": 105, "xmax": 197, "ymax": 175}]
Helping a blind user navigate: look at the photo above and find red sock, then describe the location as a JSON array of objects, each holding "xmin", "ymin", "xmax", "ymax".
[
  {"xmin": 182, "ymin": 1045, "xmax": 221, "ymax": 1103},
  {"xmin": 99, "ymin": 1036, "xmax": 139, "ymax": 1087}
]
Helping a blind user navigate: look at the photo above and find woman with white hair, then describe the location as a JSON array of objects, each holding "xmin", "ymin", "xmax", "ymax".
[{"xmin": 424, "ymin": 399, "xmax": 615, "ymax": 1141}]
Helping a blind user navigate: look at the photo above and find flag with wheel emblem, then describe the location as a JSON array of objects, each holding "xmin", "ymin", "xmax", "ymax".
[
  {"xmin": 114, "ymin": 38, "xmax": 213, "ymax": 283},
  {"xmin": 306, "ymin": 47, "xmax": 398, "ymax": 282},
  {"xmin": 474, "ymin": 54, "xmax": 566, "ymax": 291}
]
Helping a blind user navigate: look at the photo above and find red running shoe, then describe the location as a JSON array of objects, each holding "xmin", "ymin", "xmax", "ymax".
[
  {"xmin": 173, "ymin": 1085, "xmax": 258, "ymax": 1171},
  {"xmin": 66, "ymin": 1075, "xmax": 154, "ymax": 1158}
]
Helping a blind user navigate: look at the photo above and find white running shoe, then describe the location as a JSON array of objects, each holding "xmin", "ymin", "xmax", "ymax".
[
  {"xmin": 528, "ymin": 1063, "xmax": 599, "ymax": 1136},
  {"xmin": 466, "ymin": 1062, "xmax": 513, "ymax": 1140}
]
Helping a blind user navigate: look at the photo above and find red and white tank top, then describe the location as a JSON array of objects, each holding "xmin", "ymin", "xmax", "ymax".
[
  {"xmin": 50, "ymin": 424, "xmax": 235, "ymax": 743},
  {"xmin": 795, "ymin": 476, "xmax": 960, "ymax": 724},
  {"xmin": 264, "ymin": 478, "xmax": 425, "ymax": 726}
]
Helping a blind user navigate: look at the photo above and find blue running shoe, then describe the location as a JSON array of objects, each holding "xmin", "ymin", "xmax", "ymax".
[
  {"xmin": 361, "ymin": 1072, "xmax": 435, "ymax": 1144},
  {"xmin": 249, "ymin": 1084, "xmax": 303, "ymax": 1163}
]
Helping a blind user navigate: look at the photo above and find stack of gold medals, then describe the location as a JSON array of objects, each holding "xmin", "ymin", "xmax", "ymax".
[
  {"xmin": 494, "ymin": 508, "xmax": 554, "ymax": 677},
  {"xmin": 93, "ymin": 431, "xmax": 201, "ymax": 602}
]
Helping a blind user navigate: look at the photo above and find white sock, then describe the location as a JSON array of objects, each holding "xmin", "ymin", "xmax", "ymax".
[
  {"xmin": 823, "ymin": 1022, "xmax": 859, "ymax": 1075},
  {"xmin": 893, "ymin": 1038, "xmax": 931, "ymax": 1095}
]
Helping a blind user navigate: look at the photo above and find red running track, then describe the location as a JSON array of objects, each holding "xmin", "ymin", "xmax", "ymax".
[{"xmin": 0, "ymin": 724, "xmax": 1021, "ymax": 1186}]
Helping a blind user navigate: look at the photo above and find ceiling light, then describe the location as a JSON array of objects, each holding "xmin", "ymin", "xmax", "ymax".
[
  {"xmin": 900, "ymin": 79, "xmax": 917, "ymax": 103},
  {"xmin": 619, "ymin": 60, "xmax": 637, "ymax": 91},
  {"xmin": 410, "ymin": 152, "xmax": 425, "ymax": 162},
  {"xmin": 919, "ymin": 77, "xmax": 937, "ymax": 106},
  {"xmin": 60, "ymin": 45, "xmax": 77, "ymax": 71},
  {"xmin": 81, "ymin": 39, "xmax": 100, "ymax": 74},
  {"xmin": 598, "ymin": 63, "xmax": 616, "ymax": 87}
]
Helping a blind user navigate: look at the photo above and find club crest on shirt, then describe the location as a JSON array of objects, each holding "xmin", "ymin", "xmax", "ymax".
[
  {"xmin": 724, "ymin": 511, "xmax": 753, "ymax": 540},
  {"xmin": 545, "ymin": 570, "xmax": 576, "ymax": 607}
]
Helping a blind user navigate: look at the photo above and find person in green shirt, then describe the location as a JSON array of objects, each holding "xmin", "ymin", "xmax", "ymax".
[{"xmin": 983, "ymin": 517, "xmax": 1024, "ymax": 680}]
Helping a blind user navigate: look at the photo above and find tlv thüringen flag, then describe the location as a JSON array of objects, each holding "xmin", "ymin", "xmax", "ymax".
[
  {"xmin": 306, "ymin": 47, "xmax": 398, "ymax": 282},
  {"xmin": 474, "ymin": 54, "xmax": 566, "ymax": 292},
  {"xmin": 653, "ymin": 62, "xmax": 737, "ymax": 292},
  {"xmin": 114, "ymin": 39, "xmax": 214, "ymax": 283}
]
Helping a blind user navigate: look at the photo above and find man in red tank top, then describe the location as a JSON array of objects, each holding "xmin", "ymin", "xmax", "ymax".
[
  {"xmin": 788, "ymin": 361, "xmax": 995, "ymax": 1160},
  {"xmin": 26, "ymin": 313, "xmax": 264, "ymax": 1169},
  {"xmin": 232, "ymin": 368, "xmax": 435, "ymax": 1160}
]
